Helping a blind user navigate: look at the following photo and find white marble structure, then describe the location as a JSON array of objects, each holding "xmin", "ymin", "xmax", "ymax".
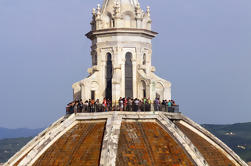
[{"xmin": 72, "ymin": 0, "xmax": 171, "ymax": 102}]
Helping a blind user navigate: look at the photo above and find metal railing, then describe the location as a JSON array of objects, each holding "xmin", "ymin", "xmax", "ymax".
[{"xmin": 66, "ymin": 104, "xmax": 179, "ymax": 114}]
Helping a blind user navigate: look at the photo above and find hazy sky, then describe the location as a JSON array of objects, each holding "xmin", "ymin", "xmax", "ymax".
[{"xmin": 0, "ymin": 0, "xmax": 250, "ymax": 128}]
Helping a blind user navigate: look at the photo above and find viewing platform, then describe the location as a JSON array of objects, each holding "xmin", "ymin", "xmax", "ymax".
[{"xmin": 66, "ymin": 104, "xmax": 180, "ymax": 114}]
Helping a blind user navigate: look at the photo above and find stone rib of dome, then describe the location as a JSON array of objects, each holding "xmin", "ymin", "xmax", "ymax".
[
  {"xmin": 175, "ymin": 122, "xmax": 236, "ymax": 166},
  {"xmin": 5, "ymin": 112, "xmax": 248, "ymax": 166}
]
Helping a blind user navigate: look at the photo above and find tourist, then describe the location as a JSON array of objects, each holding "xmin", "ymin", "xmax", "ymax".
[
  {"xmin": 96, "ymin": 99, "xmax": 101, "ymax": 112},
  {"xmin": 83, "ymin": 100, "xmax": 88, "ymax": 112},
  {"xmin": 66, "ymin": 97, "xmax": 178, "ymax": 114},
  {"xmin": 123, "ymin": 98, "xmax": 127, "ymax": 111},
  {"xmin": 134, "ymin": 98, "xmax": 139, "ymax": 112},
  {"xmin": 74, "ymin": 100, "xmax": 78, "ymax": 114},
  {"xmin": 167, "ymin": 100, "xmax": 172, "ymax": 107},
  {"xmin": 77, "ymin": 99, "xmax": 83, "ymax": 113},
  {"xmin": 127, "ymin": 98, "xmax": 132, "ymax": 111},
  {"xmin": 119, "ymin": 97, "xmax": 123, "ymax": 111},
  {"xmin": 103, "ymin": 98, "xmax": 107, "ymax": 112}
]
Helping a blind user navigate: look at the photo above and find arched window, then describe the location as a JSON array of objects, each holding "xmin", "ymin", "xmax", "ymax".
[
  {"xmin": 141, "ymin": 80, "xmax": 146, "ymax": 98},
  {"xmin": 111, "ymin": 18, "xmax": 115, "ymax": 28},
  {"xmin": 106, "ymin": 53, "xmax": 113, "ymax": 100},
  {"xmin": 156, "ymin": 82, "xmax": 164, "ymax": 100},
  {"xmin": 125, "ymin": 52, "xmax": 133, "ymax": 98}
]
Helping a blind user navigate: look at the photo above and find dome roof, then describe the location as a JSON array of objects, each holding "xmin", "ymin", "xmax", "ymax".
[{"xmin": 5, "ymin": 112, "xmax": 248, "ymax": 166}]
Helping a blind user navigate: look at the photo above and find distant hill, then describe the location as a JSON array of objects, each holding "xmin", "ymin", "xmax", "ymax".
[
  {"xmin": 203, "ymin": 122, "xmax": 251, "ymax": 162},
  {"xmin": 0, "ymin": 137, "xmax": 32, "ymax": 163},
  {"xmin": 0, "ymin": 127, "xmax": 43, "ymax": 139},
  {"xmin": 0, "ymin": 123, "xmax": 251, "ymax": 163}
]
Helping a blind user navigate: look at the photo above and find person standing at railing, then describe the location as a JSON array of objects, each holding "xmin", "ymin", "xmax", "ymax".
[
  {"xmin": 161, "ymin": 100, "xmax": 166, "ymax": 111},
  {"xmin": 167, "ymin": 100, "xmax": 172, "ymax": 107},
  {"xmin": 171, "ymin": 100, "xmax": 176, "ymax": 106},
  {"xmin": 134, "ymin": 98, "xmax": 139, "ymax": 112},
  {"xmin": 154, "ymin": 98, "xmax": 158, "ymax": 111},
  {"xmin": 77, "ymin": 100, "xmax": 83, "ymax": 113},
  {"xmin": 74, "ymin": 100, "xmax": 78, "ymax": 114},
  {"xmin": 66, "ymin": 102, "xmax": 73, "ymax": 114},
  {"xmin": 83, "ymin": 100, "xmax": 88, "ymax": 112},
  {"xmin": 119, "ymin": 97, "xmax": 123, "ymax": 111},
  {"xmin": 95, "ymin": 99, "xmax": 101, "ymax": 112},
  {"xmin": 123, "ymin": 98, "xmax": 127, "ymax": 111},
  {"xmin": 127, "ymin": 98, "xmax": 132, "ymax": 111},
  {"xmin": 103, "ymin": 98, "xmax": 107, "ymax": 112}
]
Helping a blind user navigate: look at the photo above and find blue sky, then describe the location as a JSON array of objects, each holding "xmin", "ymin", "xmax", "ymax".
[{"xmin": 0, "ymin": 0, "xmax": 250, "ymax": 128}]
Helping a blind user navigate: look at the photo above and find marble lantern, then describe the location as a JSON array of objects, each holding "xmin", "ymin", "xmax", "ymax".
[{"xmin": 72, "ymin": 0, "xmax": 171, "ymax": 102}]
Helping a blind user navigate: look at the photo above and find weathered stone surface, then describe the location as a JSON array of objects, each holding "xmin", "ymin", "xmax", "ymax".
[
  {"xmin": 72, "ymin": 0, "xmax": 171, "ymax": 102},
  {"xmin": 176, "ymin": 122, "xmax": 239, "ymax": 166},
  {"xmin": 158, "ymin": 112, "xmax": 208, "ymax": 166},
  {"xmin": 33, "ymin": 122, "xmax": 105, "ymax": 166},
  {"xmin": 100, "ymin": 112, "xmax": 122, "ymax": 166},
  {"xmin": 179, "ymin": 115, "xmax": 248, "ymax": 166},
  {"xmin": 116, "ymin": 122, "xmax": 194, "ymax": 166},
  {"xmin": 5, "ymin": 112, "xmax": 248, "ymax": 166}
]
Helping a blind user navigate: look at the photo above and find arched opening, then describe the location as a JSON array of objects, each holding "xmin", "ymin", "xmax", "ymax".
[
  {"xmin": 141, "ymin": 80, "xmax": 146, "ymax": 98},
  {"xmin": 156, "ymin": 82, "xmax": 164, "ymax": 100},
  {"xmin": 106, "ymin": 53, "xmax": 112, "ymax": 100},
  {"xmin": 125, "ymin": 52, "xmax": 133, "ymax": 98}
]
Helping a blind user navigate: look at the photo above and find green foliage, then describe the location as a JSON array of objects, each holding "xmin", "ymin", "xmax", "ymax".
[
  {"xmin": 203, "ymin": 122, "xmax": 251, "ymax": 162},
  {"xmin": 0, "ymin": 137, "xmax": 32, "ymax": 163}
]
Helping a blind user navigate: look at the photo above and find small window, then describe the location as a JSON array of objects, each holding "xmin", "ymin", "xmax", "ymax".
[
  {"xmin": 143, "ymin": 54, "xmax": 146, "ymax": 65},
  {"xmin": 92, "ymin": 54, "xmax": 97, "ymax": 66},
  {"xmin": 91, "ymin": 91, "xmax": 95, "ymax": 100},
  {"xmin": 143, "ymin": 89, "xmax": 146, "ymax": 98}
]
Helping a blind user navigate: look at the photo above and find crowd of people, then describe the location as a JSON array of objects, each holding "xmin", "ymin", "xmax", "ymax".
[{"xmin": 66, "ymin": 97, "xmax": 178, "ymax": 114}]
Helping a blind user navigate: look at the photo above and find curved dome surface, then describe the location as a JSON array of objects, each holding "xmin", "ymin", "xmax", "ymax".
[{"xmin": 5, "ymin": 112, "xmax": 248, "ymax": 166}]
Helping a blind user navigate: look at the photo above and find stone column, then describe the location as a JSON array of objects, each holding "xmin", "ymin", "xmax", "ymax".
[
  {"xmin": 112, "ymin": 47, "xmax": 122, "ymax": 102},
  {"xmin": 132, "ymin": 58, "xmax": 137, "ymax": 98}
]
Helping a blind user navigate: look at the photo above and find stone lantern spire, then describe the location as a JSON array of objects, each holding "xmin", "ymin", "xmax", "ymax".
[{"xmin": 73, "ymin": 0, "xmax": 172, "ymax": 103}]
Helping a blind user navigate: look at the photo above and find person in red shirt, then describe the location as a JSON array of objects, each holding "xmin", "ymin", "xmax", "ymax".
[{"xmin": 103, "ymin": 98, "xmax": 107, "ymax": 112}]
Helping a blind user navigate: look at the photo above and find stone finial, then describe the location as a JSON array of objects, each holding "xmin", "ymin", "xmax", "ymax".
[
  {"xmin": 97, "ymin": 4, "xmax": 101, "ymax": 16},
  {"xmin": 136, "ymin": 2, "xmax": 140, "ymax": 10},
  {"xmin": 91, "ymin": 8, "xmax": 96, "ymax": 30},
  {"xmin": 92, "ymin": 8, "xmax": 96, "ymax": 16},
  {"xmin": 135, "ymin": 2, "xmax": 142, "ymax": 19},
  {"xmin": 146, "ymin": 6, "xmax": 150, "ymax": 17},
  {"xmin": 114, "ymin": 0, "xmax": 120, "ymax": 17}
]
